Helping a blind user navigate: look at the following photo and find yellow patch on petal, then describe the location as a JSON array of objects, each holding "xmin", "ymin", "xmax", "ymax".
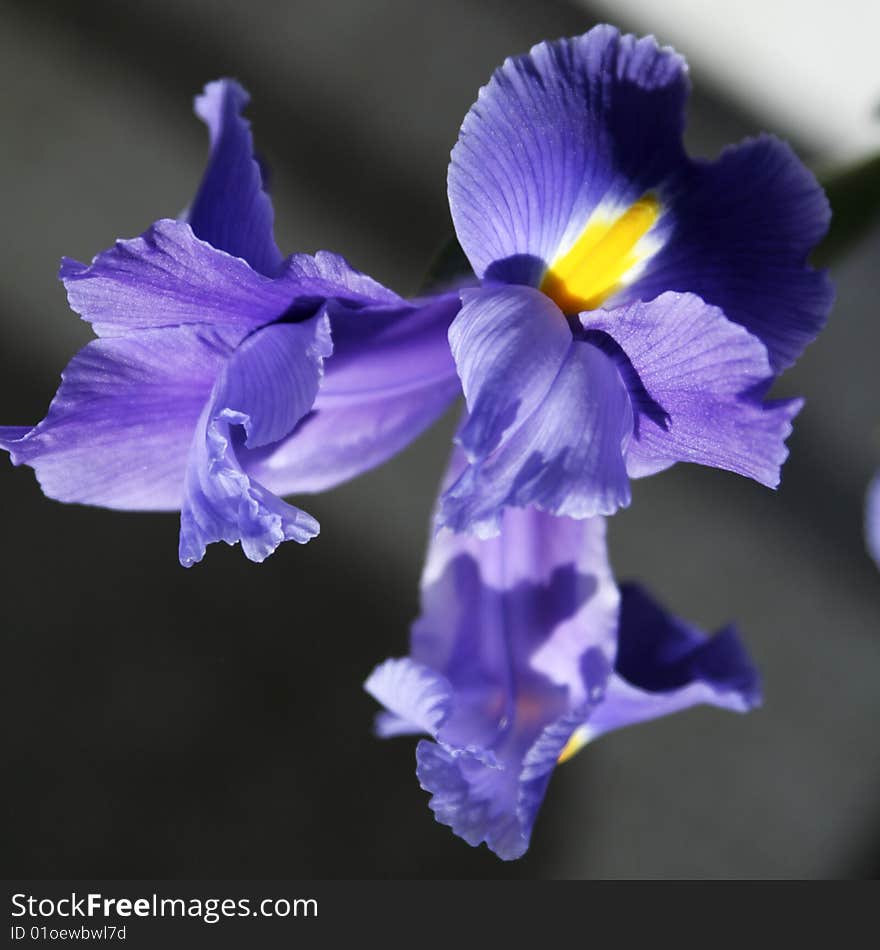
[
  {"xmin": 540, "ymin": 195, "xmax": 661, "ymax": 314},
  {"xmin": 557, "ymin": 725, "xmax": 591, "ymax": 764}
]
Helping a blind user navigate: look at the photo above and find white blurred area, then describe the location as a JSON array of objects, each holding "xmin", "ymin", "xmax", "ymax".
[{"xmin": 583, "ymin": 0, "xmax": 880, "ymax": 161}]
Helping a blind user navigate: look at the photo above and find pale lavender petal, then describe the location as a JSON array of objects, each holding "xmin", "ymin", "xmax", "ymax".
[
  {"xmin": 0, "ymin": 326, "xmax": 237, "ymax": 510},
  {"xmin": 586, "ymin": 583, "xmax": 761, "ymax": 739},
  {"xmin": 582, "ymin": 292, "xmax": 802, "ymax": 485},
  {"xmin": 449, "ymin": 25, "xmax": 687, "ymax": 284},
  {"xmin": 368, "ymin": 481, "xmax": 618, "ymax": 859},
  {"xmin": 178, "ymin": 315, "xmax": 331, "ymax": 566},
  {"xmin": 415, "ymin": 741, "xmax": 526, "ymax": 860},
  {"xmin": 187, "ymin": 79, "xmax": 284, "ymax": 277}
]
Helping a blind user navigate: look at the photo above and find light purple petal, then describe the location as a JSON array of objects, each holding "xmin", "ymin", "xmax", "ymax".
[
  {"xmin": 0, "ymin": 326, "xmax": 237, "ymax": 510},
  {"xmin": 178, "ymin": 315, "xmax": 331, "ymax": 566},
  {"xmin": 285, "ymin": 250, "xmax": 404, "ymax": 308},
  {"xmin": 582, "ymin": 292, "xmax": 802, "ymax": 485},
  {"xmin": 586, "ymin": 583, "xmax": 761, "ymax": 740},
  {"xmin": 241, "ymin": 294, "xmax": 461, "ymax": 494},
  {"xmin": 60, "ymin": 219, "xmax": 304, "ymax": 337},
  {"xmin": 186, "ymin": 79, "xmax": 284, "ymax": 278},
  {"xmin": 449, "ymin": 25, "xmax": 687, "ymax": 284},
  {"xmin": 450, "ymin": 286, "xmax": 574, "ymax": 462},
  {"xmin": 867, "ymin": 474, "xmax": 880, "ymax": 568},
  {"xmin": 618, "ymin": 135, "xmax": 833, "ymax": 372},
  {"xmin": 441, "ymin": 288, "xmax": 633, "ymax": 533}
]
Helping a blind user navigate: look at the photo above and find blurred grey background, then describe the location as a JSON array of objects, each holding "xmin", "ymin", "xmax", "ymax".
[{"xmin": 1, "ymin": 0, "xmax": 878, "ymax": 879}]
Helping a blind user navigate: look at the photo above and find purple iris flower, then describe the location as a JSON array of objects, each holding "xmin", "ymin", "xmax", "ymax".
[
  {"xmin": 439, "ymin": 24, "xmax": 833, "ymax": 535},
  {"xmin": 365, "ymin": 457, "xmax": 759, "ymax": 859},
  {"xmin": 0, "ymin": 80, "xmax": 460, "ymax": 565},
  {"xmin": 868, "ymin": 475, "xmax": 880, "ymax": 568}
]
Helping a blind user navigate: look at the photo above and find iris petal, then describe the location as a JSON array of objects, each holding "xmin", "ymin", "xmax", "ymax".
[
  {"xmin": 867, "ymin": 475, "xmax": 880, "ymax": 569},
  {"xmin": 449, "ymin": 26, "xmax": 687, "ymax": 284},
  {"xmin": 441, "ymin": 285, "xmax": 632, "ymax": 534},
  {"xmin": 0, "ymin": 326, "xmax": 237, "ymax": 510},
  {"xmin": 60, "ymin": 219, "xmax": 303, "ymax": 338},
  {"xmin": 178, "ymin": 314, "xmax": 332, "ymax": 566},
  {"xmin": 618, "ymin": 135, "xmax": 832, "ymax": 371},
  {"xmin": 582, "ymin": 292, "xmax": 802, "ymax": 485},
  {"xmin": 587, "ymin": 583, "xmax": 761, "ymax": 739},
  {"xmin": 242, "ymin": 292, "xmax": 461, "ymax": 495},
  {"xmin": 367, "ymin": 492, "xmax": 618, "ymax": 859}
]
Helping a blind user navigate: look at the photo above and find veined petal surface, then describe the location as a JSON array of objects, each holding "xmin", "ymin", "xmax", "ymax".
[
  {"xmin": 178, "ymin": 314, "xmax": 332, "ymax": 566},
  {"xmin": 582, "ymin": 292, "xmax": 802, "ymax": 484},
  {"xmin": 585, "ymin": 583, "xmax": 761, "ymax": 740},
  {"xmin": 449, "ymin": 25, "xmax": 687, "ymax": 286},
  {"xmin": 440, "ymin": 286, "xmax": 632, "ymax": 534},
  {"xmin": 60, "ymin": 219, "xmax": 305, "ymax": 338},
  {"xmin": 0, "ymin": 326, "xmax": 238, "ymax": 510}
]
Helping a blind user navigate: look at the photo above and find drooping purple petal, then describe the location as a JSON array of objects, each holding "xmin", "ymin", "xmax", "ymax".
[
  {"xmin": 241, "ymin": 293, "xmax": 461, "ymax": 494},
  {"xmin": 60, "ymin": 219, "xmax": 304, "ymax": 338},
  {"xmin": 867, "ymin": 474, "xmax": 880, "ymax": 569},
  {"xmin": 366, "ymin": 497, "xmax": 618, "ymax": 859},
  {"xmin": 187, "ymin": 79, "xmax": 284, "ymax": 278},
  {"xmin": 0, "ymin": 326, "xmax": 238, "ymax": 510},
  {"xmin": 449, "ymin": 25, "xmax": 687, "ymax": 285},
  {"xmin": 178, "ymin": 314, "xmax": 331, "ymax": 566},
  {"xmin": 440, "ymin": 286, "xmax": 632, "ymax": 534},
  {"xmin": 582, "ymin": 292, "xmax": 802, "ymax": 484},
  {"xmin": 585, "ymin": 583, "xmax": 761, "ymax": 741},
  {"xmin": 618, "ymin": 135, "xmax": 832, "ymax": 371}
]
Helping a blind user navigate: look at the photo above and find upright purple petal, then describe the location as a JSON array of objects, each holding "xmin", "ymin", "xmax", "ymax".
[
  {"xmin": 449, "ymin": 26, "xmax": 687, "ymax": 285},
  {"xmin": 583, "ymin": 292, "xmax": 802, "ymax": 485},
  {"xmin": 187, "ymin": 79, "xmax": 284, "ymax": 277},
  {"xmin": 584, "ymin": 583, "xmax": 761, "ymax": 741},
  {"xmin": 178, "ymin": 315, "xmax": 331, "ymax": 566},
  {"xmin": 618, "ymin": 135, "xmax": 832, "ymax": 371},
  {"xmin": 60, "ymin": 219, "xmax": 303, "ymax": 337},
  {"xmin": 0, "ymin": 326, "xmax": 238, "ymax": 510},
  {"xmin": 440, "ymin": 286, "xmax": 632, "ymax": 534},
  {"xmin": 242, "ymin": 293, "xmax": 461, "ymax": 494}
]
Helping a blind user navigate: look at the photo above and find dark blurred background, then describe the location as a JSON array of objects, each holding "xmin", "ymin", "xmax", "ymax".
[{"xmin": 2, "ymin": 0, "xmax": 879, "ymax": 879}]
